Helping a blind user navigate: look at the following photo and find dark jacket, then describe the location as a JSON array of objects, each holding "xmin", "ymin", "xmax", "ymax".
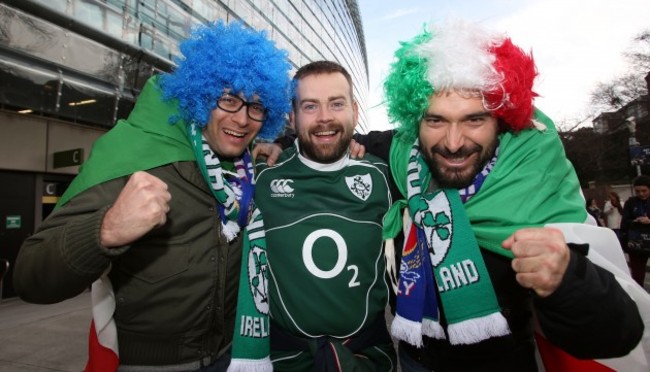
[
  {"xmin": 355, "ymin": 130, "xmax": 644, "ymax": 371},
  {"xmin": 14, "ymin": 162, "xmax": 242, "ymax": 367},
  {"xmin": 621, "ymin": 196, "xmax": 650, "ymax": 256}
]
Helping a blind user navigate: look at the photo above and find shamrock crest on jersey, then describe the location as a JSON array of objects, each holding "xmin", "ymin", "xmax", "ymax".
[{"xmin": 345, "ymin": 173, "xmax": 372, "ymax": 201}]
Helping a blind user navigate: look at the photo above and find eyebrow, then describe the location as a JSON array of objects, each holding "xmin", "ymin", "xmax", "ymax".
[
  {"xmin": 328, "ymin": 95, "xmax": 347, "ymax": 102},
  {"xmin": 299, "ymin": 95, "xmax": 348, "ymax": 105},
  {"xmin": 465, "ymin": 111, "xmax": 491, "ymax": 120},
  {"xmin": 423, "ymin": 110, "xmax": 491, "ymax": 120}
]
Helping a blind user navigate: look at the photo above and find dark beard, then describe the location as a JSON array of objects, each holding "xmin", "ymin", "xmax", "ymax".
[
  {"xmin": 298, "ymin": 125, "xmax": 352, "ymax": 163},
  {"xmin": 422, "ymin": 138, "xmax": 498, "ymax": 189}
]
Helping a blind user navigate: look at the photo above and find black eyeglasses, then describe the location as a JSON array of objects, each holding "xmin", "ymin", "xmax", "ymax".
[{"xmin": 217, "ymin": 94, "xmax": 267, "ymax": 122}]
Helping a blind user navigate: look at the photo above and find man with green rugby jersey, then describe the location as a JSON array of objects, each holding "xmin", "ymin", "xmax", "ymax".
[{"xmin": 229, "ymin": 61, "xmax": 396, "ymax": 372}]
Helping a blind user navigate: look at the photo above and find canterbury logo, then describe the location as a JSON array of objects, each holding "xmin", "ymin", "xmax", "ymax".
[{"xmin": 270, "ymin": 179, "xmax": 294, "ymax": 195}]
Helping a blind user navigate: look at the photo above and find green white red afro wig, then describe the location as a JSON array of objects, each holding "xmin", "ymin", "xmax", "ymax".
[{"xmin": 384, "ymin": 21, "xmax": 538, "ymax": 142}]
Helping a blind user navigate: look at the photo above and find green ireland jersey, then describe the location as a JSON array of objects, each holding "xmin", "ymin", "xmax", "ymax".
[{"xmin": 255, "ymin": 147, "xmax": 392, "ymax": 338}]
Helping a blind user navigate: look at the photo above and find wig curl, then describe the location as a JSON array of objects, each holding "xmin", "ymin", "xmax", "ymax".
[
  {"xmin": 383, "ymin": 28, "xmax": 434, "ymax": 143},
  {"xmin": 160, "ymin": 21, "xmax": 292, "ymax": 141},
  {"xmin": 384, "ymin": 21, "xmax": 538, "ymax": 142}
]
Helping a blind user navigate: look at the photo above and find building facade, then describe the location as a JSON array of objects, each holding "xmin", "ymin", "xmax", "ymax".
[
  {"xmin": 0, "ymin": 0, "xmax": 369, "ymax": 298},
  {"xmin": 562, "ymin": 72, "xmax": 650, "ymax": 210}
]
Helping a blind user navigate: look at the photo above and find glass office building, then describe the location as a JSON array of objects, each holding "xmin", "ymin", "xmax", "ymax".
[
  {"xmin": 0, "ymin": 0, "xmax": 369, "ymax": 130},
  {"xmin": 0, "ymin": 0, "xmax": 368, "ymax": 299}
]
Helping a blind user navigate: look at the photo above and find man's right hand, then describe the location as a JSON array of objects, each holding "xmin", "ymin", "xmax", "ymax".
[
  {"xmin": 100, "ymin": 171, "xmax": 171, "ymax": 247},
  {"xmin": 349, "ymin": 139, "xmax": 366, "ymax": 159},
  {"xmin": 634, "ymin": 215, "xmax": 650, "ymax": 224}
]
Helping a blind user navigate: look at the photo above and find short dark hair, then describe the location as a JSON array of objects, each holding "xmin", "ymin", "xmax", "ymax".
[
  {"xmin": 633, "ymin": 175, "xmax": 650, "ymax": 188},
  {"xmin": 292, "ymin": 60, "xmax": 354, "ymax": 107}
]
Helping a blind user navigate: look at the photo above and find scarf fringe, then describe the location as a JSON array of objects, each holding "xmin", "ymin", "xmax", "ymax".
[
  {"xmin": 422, "ymin": 318, "xmax": 446, "ymax": 340},
  {"xmin": 391, "ymin": 314, "xmax": 426, "ymax": 347},
  {"xmin": 384, "ymin": 239, "xmax": 399, "ymax": 294},
  {"xmin": 227, "ymin": 357, "xmax": 273, "ymax": 372},
  {"xmin": 222, "ymin": 220, "xmax": 241, "ymax": 242},
  {"xmin": 447, "ymin": 312, "xmax": 510, "ymax": 345}
]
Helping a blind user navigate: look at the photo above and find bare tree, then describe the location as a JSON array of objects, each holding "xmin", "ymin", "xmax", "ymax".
[
  {"xmin": 590, "ymin": 74, "xmax": 647, "ymax": 111},
  {"xmin": 589, "ymin": 28, "xmax": 650, "ymax": 113},
  {"xmin": 625, "ymin": 29, "xmax": 650, "ymax": 71}
]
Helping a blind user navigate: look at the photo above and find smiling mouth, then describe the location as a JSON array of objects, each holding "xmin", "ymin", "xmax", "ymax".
[
  {"xmin": 437, "ymin": 153, "xmax": 476, "ymax": 167},
  {"xmin": 314, "ymin": 130, "xmax": 337, "ymax": 137},
  {"xmin": 224, "ymin": 129, "xmax": 246, "ymax": 138}
]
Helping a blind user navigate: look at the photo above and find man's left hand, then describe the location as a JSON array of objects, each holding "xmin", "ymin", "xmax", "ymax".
[{"xmin": 502, "ymin": 227, "xmax": 570, "ymax": 298}]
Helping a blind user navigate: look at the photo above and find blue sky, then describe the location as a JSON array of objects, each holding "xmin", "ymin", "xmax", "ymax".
[{"xmin": 358, "ymin": 0, "xmax": 650, "ymax": 131}]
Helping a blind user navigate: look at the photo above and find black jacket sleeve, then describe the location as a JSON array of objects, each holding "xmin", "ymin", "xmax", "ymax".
[
  {"xmin": 620, "ymin": 197, "xmax": 635, "ymax": 232},
  {"xmin": 273, "ymin": 132, "xmax": 296, "ymax": 150},
  {"xmin": 533, "ymin": 248, "xmax": 644, "ymax": 358},
  {"xmin": 353, "ymin": 130, "xmax": 396, "ymax": 163}
]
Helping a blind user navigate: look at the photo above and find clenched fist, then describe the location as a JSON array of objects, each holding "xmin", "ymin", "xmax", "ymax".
[
  {"xmin": 502, "ymin": 227, "xmax": 571, "ymax": 298},
  {"xmin": 100, "ymin": 171, "xmax": 171, "ymax": 247}
]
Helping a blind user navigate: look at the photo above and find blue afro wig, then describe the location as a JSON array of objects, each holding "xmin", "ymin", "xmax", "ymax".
[{"xmin": 160, "ymin": 21, "xmax": 292, "ymax": 141}]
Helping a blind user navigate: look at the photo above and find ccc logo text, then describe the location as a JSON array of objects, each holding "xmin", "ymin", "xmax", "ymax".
[{"xmin": 270, "ymin": 179, "xmax": 295, "ymax": 198}]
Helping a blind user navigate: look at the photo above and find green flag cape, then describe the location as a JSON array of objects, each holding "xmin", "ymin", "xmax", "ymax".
[
  {"xmin": 384, "ymin": 109, "xmax": 588, "ymax": 254},
  {"xmin": 58, "ymin": 76, "xmax": 195, "ymax": 207}
]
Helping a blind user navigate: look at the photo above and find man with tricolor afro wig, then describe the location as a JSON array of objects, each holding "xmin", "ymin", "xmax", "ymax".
[
  {"xmin": 351, "ymin": 20, "xmax": 646, "ymax": 371},
  {"xmin": 384, "ymin": 20, "xmax": 538, "ymax": 143},
  {"xmin": 14, "ymin": 21, "xmax": 292, "ymax": 370}
]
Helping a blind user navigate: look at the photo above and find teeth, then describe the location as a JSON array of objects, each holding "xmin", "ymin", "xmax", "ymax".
[
  {"xmin": 445, "ymin": 157, "xmax": 467, "ymax": 164},
  {"xmin": 224, "ymin": 129, "xmax": 245, "ymax": 137},
  {"xmin": 315, "ymin": 130, "xmax": 336, "ymax": 136}
]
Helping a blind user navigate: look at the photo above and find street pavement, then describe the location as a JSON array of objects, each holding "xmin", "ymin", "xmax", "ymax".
[
  {"xmin": 1, "ymin": 266, "xmax": 649, "ymax": 371},
  {"xmin": 0, "ymin": 291, "xmax": 89, "ymax": 371}
]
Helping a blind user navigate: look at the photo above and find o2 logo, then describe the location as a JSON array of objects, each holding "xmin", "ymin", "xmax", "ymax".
[{"xmin": 301, "ymin": 229, "xmax": 360, "ymax": 287}]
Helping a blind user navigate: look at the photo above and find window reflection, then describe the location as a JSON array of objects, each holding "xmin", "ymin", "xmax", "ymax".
[{"xmin": 3, "ymin": 0, "xmax": 370, "ymax": 131}]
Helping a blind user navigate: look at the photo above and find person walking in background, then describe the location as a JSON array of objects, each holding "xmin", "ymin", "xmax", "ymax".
[
  {"xmin": 603, "ymin": 191, "xmax": 624, "ymax": 240},
  {"xmin": 621, "ymin": 175, "xmax": 650, "ymax": 287},
  {"xmin": 586, "ymin": 198, "xmax": 605, "ymax": 226},
  {"xmin": 13, "ymin": 21, "xmax": 292, "ymax": 371}
]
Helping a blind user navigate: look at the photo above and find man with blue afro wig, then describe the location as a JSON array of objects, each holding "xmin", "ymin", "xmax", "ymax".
[
  {"xmin": 14, "ymin": 21, "xmax": 292, "ymax": 371},
  {"xmin": 160, "ymin": 21, "xmax": 291, "ymax": 141}
]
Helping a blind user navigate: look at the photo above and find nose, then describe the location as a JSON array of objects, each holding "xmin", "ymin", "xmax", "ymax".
[
  {"xmin": 316, "ymin": 105, "xmax": 334, "ymax": 122},
  {"xmin": 444, "ymin": 123, "xmax": 464, "ymax": 153},
  {"xmin": 231, "ymin": 105, "xmax": 249, "ymax": 126}
]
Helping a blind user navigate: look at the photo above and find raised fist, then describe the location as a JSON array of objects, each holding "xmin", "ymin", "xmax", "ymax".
[{"xmin": 100, "ymin": 171, "xmax": 171, "ymax": 247}]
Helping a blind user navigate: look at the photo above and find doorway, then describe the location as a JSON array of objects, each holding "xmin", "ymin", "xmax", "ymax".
[{"xmin": 0, "ymin": 171, "xmax": 35, "ymax": 299}]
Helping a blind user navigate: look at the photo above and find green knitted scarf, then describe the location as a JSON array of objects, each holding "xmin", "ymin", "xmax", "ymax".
[
  {"xmin": 391, "ymin": 140, "xmax": 510, "ymax": 345},
  {"xmin": 228, "ymin": 209, "xmax": 272, "ymax": 372}
]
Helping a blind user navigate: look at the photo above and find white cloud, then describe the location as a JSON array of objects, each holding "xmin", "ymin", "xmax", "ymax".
[{"xmin": 379, "ymin": 8, "xmax": 420, "ymax": 22}]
